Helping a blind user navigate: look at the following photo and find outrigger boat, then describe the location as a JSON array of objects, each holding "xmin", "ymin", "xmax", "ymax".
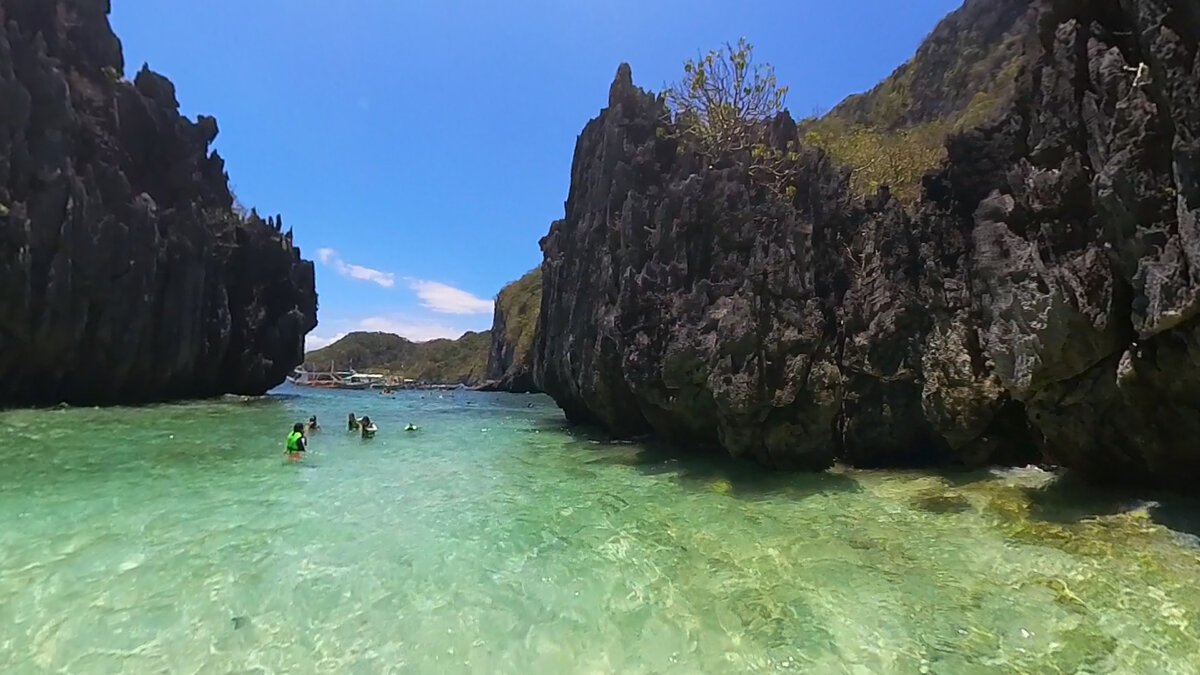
[{"xmin": 286, "ymin": 365, "xmax": 387, "ymax": 390}]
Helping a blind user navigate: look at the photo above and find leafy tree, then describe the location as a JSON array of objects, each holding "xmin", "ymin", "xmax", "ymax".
[
  {"xmin": 665, "ymin": 38, "xmax": 798, "ymax": 198},
  {"xmin": 666, "ymin": 38, "xmax": 787, "ymax": 155}
]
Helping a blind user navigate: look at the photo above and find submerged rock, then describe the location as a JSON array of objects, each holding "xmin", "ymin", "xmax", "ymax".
[
  {"xmin": 913, "ymin": 492, "xmax": 974, "ymax": 514},
  {"xmin": 533, "ymin": 0, "xmax": 1200, "ymax": 492},
  {"xmin": 0, "ymin": 0, "xmax": 317, "ymax": 405}
]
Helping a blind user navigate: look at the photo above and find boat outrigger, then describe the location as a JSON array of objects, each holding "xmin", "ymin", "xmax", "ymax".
[{"xmin": 286, "ymin": 365, "xmax": 387, "ymax": 390}]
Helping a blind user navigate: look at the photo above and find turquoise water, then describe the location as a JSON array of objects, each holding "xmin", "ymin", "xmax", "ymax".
[{"xmin": 3, "ymin": 387, "xmax": 1200, "ymax": 673}]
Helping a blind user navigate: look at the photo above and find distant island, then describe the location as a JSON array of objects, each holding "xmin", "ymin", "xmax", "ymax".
[
  {"xmin": 304, "ymin": 330, "xmax": 490, "ymax": 386},
  {"xmin": 305, "ymin": 267, "xmax": 541, "ymax": 389}
]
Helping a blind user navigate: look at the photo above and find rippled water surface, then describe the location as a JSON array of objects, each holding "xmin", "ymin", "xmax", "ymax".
[{"xmin": 3, "ymin": 386, "xmax": 1200, "ymax": 673}]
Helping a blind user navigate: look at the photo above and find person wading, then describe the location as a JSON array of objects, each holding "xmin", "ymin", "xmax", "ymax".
[{"xmin": 286, "ymin": 423, "xmax": 308, "ymax": 460}]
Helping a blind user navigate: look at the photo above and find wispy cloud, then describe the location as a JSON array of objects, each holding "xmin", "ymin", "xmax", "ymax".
[
  {"xmin": 405, "ymin": 278, "xmax": 494, "ymax": 315},
  {"xmin": 312, "ymin": 248, "xmax": 492, "ymax": 315},
  {"xmin": 315, "ymin": 248, "xmax": 395, "ymax": 288},
  {"xmin": 305, "ymin": 332, "xmax": 346, "ymax": 351},
  {"xmin": 357, "ymin": 316, "xmax": 472, "ymax": 342},
  {"xmin": 306, "ymin": 315, "xmax": 476, "ymax": 351}
]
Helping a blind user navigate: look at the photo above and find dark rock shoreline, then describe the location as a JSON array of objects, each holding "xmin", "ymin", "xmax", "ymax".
[
  {"xmin": 532, "ymin": 0, "xmax": 1200, "ymax": 492},
  {"xmin": 0, "ymin": 0, "xmax": 317, "ymax": 406}
]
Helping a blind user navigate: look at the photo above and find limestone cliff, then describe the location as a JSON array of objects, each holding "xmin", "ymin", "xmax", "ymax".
[
  {"xmin": 483, "ymin": 267, "xmax": 541, "ymax": 392},
  {"xmin": 534, "ymin": 0, "xmax": 1200, "ymax": 491},
  {"xmin": 0, "ymin": 0, "xmax": 317, "ymax": 405}
]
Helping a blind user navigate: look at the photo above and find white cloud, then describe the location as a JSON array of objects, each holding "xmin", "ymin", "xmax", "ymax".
[
  {"xmin": 312, "ymin": 250, "xmax": 492, "ymax": 315},
  {"xmin": 406, "ymin": 278, "xmax": 494, "ymax": 315},
  {"xmin": 315, "ymin": 248, "xmax": 395, "ymax": 288},
  {"xmin": 305, "ymin": 332, "xmax": 346, "ymax": 351},
  {"xmin": 357, "ymin": 316, "xmax": 470, "ymax": 342},
  {"xmin": 306, "ymin": 315, "xmax": 472, "ymax": 351}
]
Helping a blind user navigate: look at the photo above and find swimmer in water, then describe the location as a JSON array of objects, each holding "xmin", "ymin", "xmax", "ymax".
[
  {"xmin": 306, "ymin": 415, "xmax": 321, "ymax": 433},
  {"xmin": 285, "ymin": 423, "xmax": 307, "ymax": 460},
  {"xmin": 404, "ymin": 423, "xmax": 418, "ymax": 432},
  {"xmin": 348, "ymin": 413, "xmax": 360, "ymax": 431},
  {"xmin": 360, "ymin": 416, "xmax": 378, "ymax": 439}
]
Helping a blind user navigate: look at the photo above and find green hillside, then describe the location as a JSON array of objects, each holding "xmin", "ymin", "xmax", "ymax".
[
  {"xmin": 305, "ymin": 331, "xmax": 491, "ymax": 386},
  {"xmin": 799, "ymin": 0, "xmax": 1029, "ymax": 203},
  {"xmin": 497, "ymin": 268, "xmax": 541, "ymax": 365},
  {"xmin": 484, "ymin": 267, "xmax": 542, "ymax": 391}
]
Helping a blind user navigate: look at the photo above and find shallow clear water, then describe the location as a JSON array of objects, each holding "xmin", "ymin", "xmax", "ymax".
[{"xmin": 3, "ymin": 386, "xmax": 1200, "ymax": 673}]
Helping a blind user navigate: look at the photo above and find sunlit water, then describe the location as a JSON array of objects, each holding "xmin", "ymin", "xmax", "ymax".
[{"xmin": 3, "ymin": 386, "xmax": 1200, "ymax": 673}]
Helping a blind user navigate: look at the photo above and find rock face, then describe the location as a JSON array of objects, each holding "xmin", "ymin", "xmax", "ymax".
[
  {"xmin": 0, "ymin": 0, "xmax": 317, "ymax": 405},
  {"xmin": 483, "ymin": 267, "xmax": 541, "ymax": 392},
  {"xmin": 534, "ymin": 0, "xmax": 1200, "ymax": 491}
]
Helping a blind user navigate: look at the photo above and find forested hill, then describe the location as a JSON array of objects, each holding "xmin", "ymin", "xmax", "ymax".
[
  {"xmin": 799, "ymin": 0, "xmax": 1031, "ymax": 203},
  {"xmin": 305, "ymin": 331, "xmax": 490, "ymax": 386}
]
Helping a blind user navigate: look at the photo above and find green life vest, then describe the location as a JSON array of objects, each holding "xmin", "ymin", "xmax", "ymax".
[{"xmin": 286, "ymin": 431, "xmax": 303, "ymax": 452}]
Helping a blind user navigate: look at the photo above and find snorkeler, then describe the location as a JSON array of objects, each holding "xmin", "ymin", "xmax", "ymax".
[
  {"xmin": 404, "ymin": 423, "xmax": 418, "ymax": 432},
  {"xmin": 360, "ymin": 416, "xmax": 378, "ymax": 439},
  {"xmin": 306, "ymin": 415, "xmax": 321, "ymax": 432},
  {"xmin": 348, "ymin": 413, "xmax": 360, "ymax": 431},
  {"xmin": 286, "ymin": 423, "xmax": 307, "ymax": 460}
]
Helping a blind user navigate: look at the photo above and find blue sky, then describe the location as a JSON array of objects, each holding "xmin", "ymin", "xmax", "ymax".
[{"xmin": 109, "ymin": 0, "xmax": 962, "ymax": 349}]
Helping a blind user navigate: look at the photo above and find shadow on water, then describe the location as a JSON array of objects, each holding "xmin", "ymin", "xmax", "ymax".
[
  {"xmin": 1009, "ymin": 470, "xmax": 1200, "ymax": 546},
  {"xmin": 1148, "ymin": 500, "xmax": 1200, "ymax": 543},
  {"xmin": 586, "ymin": 440, "xmax": 860, "ymax": 501},
  {"xmin": 1020, "ymin": 472, "xmax": 1144, "ymax": 523}
]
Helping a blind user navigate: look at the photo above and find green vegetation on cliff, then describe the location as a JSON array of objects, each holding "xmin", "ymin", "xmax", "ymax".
[
  {"xmin": 485, "ymin": 267, "xmax": 542, "ymax": 391},
  {"xmin": 306, "ymin": 331, "xmax": 490, "ymax": 385},
  {"xmin": 664, "ymin": 39, "xmax": 800, "ymax": 197},
  {"xmin": 799, "ymin": 0, "xmax": 1029, "ymax": 202},
  {"xmin": 496, "ymin": 268, "xmax": 541, "ymax": 365}
]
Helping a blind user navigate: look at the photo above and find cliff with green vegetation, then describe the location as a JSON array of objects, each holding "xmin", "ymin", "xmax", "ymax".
[
  {"xmin": 799, "ymin": 0, "xmax": 1030, "ymax": 203},
  {"xmin": 483, "ymin": 268, "xmax": 542, "ymax": 392},
  {"xmin": 534, "ymin": 0, "xmax": 1200, "ymax": 492},
  {"xmin": 305, "ymin": 331, "xmax": 490, "ymax": 386}
]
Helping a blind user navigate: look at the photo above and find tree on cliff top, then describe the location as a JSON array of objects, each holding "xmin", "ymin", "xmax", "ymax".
[
  {"xmin": 665, "ymin": 38, "xmax": 798, "ymax": 197},
  {"xmin": 666, "ymin": 38, "xmax": 787, "ymax": 153}
]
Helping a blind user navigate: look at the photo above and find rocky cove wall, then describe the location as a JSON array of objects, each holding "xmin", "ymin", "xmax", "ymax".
[
  {"xmin": 533, "ymin": 0, "xmax": 1200, "ymax": 491},
  {"xmin": 483, "ymin": 298, "xmax": 538, "ymax": 393},
  {"xmin": 0, "ymin": 0, "xmax": 317, "ymax": 405},
  {"xmin": 482, "ymin": 268, "xmax": 541, "ymax": 393}
]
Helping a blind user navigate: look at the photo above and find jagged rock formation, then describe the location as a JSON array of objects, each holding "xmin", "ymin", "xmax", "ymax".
[
  {"xmin": 0, "ymin": 0, "xmax": 317, "ymax": 405},
  {"xmin": 534, "ymin": 0, "xmax": 1200, "ymax": 491},
  {"xmin": 306, "ymin": 331, "xmax": 489, "ymax": 386},
  {"xmin": 482, "ymin": 267, "xmax": 541, "ymax": 392}
]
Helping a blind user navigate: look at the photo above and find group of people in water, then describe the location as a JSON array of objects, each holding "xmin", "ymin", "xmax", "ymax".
[
  {"xmin": 346, "ymin": 413, "xmax": 378, "ymax": 437},
  {"xmin": 284, "ymin": 414, "xmax": 417, "ymax": 460}
]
